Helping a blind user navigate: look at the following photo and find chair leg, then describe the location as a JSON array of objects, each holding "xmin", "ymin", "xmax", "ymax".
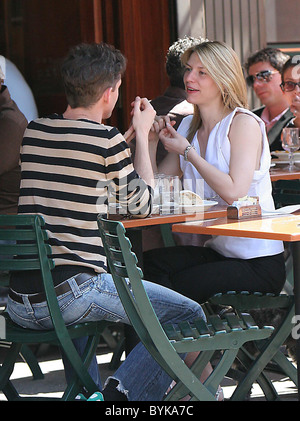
[
  {"xmin": 164, "ymin": 349, "xmax": 240, "ymax": 401},
  {"xmin": 234, "ymin": 346, "xmax": 280, "ymax": 401},
  {"xmin": 231, "ymin": 303, "xmax": 295, "ymax": 401},
  {"xmin": 109, "ymin": 336, "xmax": 125, "ymax": 370},
  {"xmin": 271, "ymin": 349, "xmax": 297, "ymax": 385},
  {"xmin": 62, "ymin": 333, "xmax": 102, "ymax": 401},
  {"xmin": 0, "ymin": 343, "xmax": 22, "ymax": 400},
  {"xmin": 2, "ymin": 380, "xmax": 20, "ymax": 401},
  {"xmin": 19, "ymin": 345, "xmax": 44, "ymax": 380}
]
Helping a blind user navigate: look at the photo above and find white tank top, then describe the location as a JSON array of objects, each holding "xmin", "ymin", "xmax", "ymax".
[{"xmin": 178, "ymin": 107, "xmax": 284, "ymax": 259}]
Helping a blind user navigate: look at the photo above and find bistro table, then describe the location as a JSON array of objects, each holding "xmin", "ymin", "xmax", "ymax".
[
  {"xmin": 111, "ymin": 204, "xmax": 227, "ymax": 264},
  {"xmin": 270, "ymin": 165, "xmax": 300, "ymax": 181},
  {"xmin": 172, "ymin": 212, "xmax": 300, "ymax": 399},
  {"xmin": 119, "ymin": 204, "xmax": 227, "ymax": 229},
  {"xmin": 109, "ymin": 204, "xmax": 227, "ymax": 355}
]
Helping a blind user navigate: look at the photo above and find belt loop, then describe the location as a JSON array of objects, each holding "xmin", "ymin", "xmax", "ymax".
[
  {"xmin": 23, "ymin": 295, "xmax": 34, "ymax": 315},
  {"xmin": 68, "ymin": 276, "xmax": 82, "ymax": 298}
]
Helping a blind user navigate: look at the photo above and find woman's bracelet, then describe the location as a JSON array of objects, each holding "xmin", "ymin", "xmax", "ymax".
[{"xmin": 183, "ymin": 145, "xmax": 196, "ymax": 161}]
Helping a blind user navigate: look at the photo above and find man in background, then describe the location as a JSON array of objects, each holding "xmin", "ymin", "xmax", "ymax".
[{"xmin": 245, "ymin": 47, "xmax": 293, "ymax": 151}]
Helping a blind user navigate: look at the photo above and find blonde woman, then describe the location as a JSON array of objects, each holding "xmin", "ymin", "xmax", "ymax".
[{"xmin": 144, "ymin": 41, "xmax": 285, "ymax": 304}]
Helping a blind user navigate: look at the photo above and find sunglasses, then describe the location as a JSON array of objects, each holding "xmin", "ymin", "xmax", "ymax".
[
  {"xmin": 280, "ymin": 81, "xmax": 300, "ymax": 92},
  {"xmin": 246, "ymin": 70, "xmax": 279, "ymax": 86}
]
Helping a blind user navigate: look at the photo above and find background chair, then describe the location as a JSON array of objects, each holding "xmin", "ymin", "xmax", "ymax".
[
  {"xmin": 273, "ymin": 178, "xmax": 300, "ymax": 293},
  {"xmin": 273, "ymin": 179, "xmax": 300, "ymax": 209},
  {"xmin": 97, "ymin": 215, "xmax": 274, "ymax": 401},
  {"xmin": 208, "ymin": 291, "xmax": 297, "ymax": 400},
  {"xmin": 0, "ymin": 214, "xmax": 109, "ymax": 401}
]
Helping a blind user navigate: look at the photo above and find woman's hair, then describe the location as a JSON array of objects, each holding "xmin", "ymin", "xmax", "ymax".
[
  {"xmin": 61, "ymin": 42, "xmax": 127, "ymax": 108},
  {"xmin": 181, "ymin": 41, "xmax": 248, "ymax": 142}
]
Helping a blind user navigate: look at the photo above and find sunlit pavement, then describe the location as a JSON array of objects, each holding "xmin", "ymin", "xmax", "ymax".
[{"xmin": 0, "ymin": 344, "xmax": 298, "ymax": 401}]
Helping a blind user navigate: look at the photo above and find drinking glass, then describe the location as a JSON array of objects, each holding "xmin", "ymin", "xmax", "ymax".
[
  {"xmin": 281, "ymin": 127, "xmax": 300, "ymax": 171},
  {"xmin": 154, "ymin": 174, "xmax": 181, "ymax": 214}
]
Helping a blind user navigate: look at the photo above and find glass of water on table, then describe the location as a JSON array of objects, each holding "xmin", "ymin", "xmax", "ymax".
[
  {"xmin": 154, "ymin": 174, "xmax": 181, "ymax": 214},
  {"xmin": 281, "ymin": 127, "xmax": 300, "ymax": 171}
]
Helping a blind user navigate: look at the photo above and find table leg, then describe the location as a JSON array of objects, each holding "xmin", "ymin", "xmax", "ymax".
[
  {"xmin": 291, "ymin": 241, "xmax": 300, "ymax": 400},
  {"xmin": 126, "ymin": 228, "xmax": 143, "ymax": 268}
]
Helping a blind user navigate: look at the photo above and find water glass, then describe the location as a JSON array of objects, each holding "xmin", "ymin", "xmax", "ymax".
[{"xmin": 281, "ymin": 127, "xmax": 300, "ymax": 171}]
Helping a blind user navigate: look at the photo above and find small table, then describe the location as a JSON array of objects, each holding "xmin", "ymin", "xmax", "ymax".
[
  {"xmin": 270, "ymin": 166, "xmax": 300, "ymax": 181},
  {"xmin": 111, "ymin": 205, "xmax": 227, "ymax": 355},
  {"xmin": 113, "ymin": 204, "xmax": 227, "ymax": 263},
  {"xmin": 119, "ymin": 204, "xmax": 227, "ymax": 229},
  {"xmin": 172, "ymin": 213, "xmax": 300, "ymax": 399}
]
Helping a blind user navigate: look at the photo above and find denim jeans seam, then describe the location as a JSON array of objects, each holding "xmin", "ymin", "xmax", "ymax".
[
  {"xmin": 7, "ymin": 302, "xmax": 48, "ymax": 329},
  {"xmin": 147, "ymin": 297, "xmax": 205, "ymax": 321}
]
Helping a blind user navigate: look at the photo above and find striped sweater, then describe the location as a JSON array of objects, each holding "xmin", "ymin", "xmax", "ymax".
[{"xmin": 18, "ymin": 114, "xmax": 152, "ymax": 275}]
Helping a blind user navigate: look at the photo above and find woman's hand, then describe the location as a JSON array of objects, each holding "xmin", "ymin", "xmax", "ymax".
[
  {"xmin": 148, "ymin": 115, "xmax": 173, "ymax": 144},
  {"xmin": 159, "ymin": 122, "xmax": 190, "ymax": 156}
]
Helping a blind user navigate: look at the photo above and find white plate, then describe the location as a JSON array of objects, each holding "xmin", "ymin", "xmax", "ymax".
[
  {"xmin": 272, "ymin": 159, "xmax": 300, "ymax": 165},
  {"xmin": 180, "ymin": 200, "xmax": 218, "ymax": 213},
  {"xmin": 271, "ymin": 151, "xmax": 300, "ymax": 161}
]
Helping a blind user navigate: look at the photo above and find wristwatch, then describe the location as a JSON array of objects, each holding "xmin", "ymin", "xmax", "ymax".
[{"xmin": 183, "ymin": 145, "xmax": 195, "ymax": 161}]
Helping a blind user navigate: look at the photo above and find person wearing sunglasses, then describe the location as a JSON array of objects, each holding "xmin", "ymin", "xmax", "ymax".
[
  {"xmin": 280, "ymin": 56, "xmax": 300, "ymax": 128},
  {"xmin": 245, "ymin": 47, "xmax": 293, "ymax": 151}
]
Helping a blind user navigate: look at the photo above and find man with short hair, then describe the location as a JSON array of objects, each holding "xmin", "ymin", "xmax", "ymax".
[
  {"xmin": 245, "ymin": 47, "xmax": 293, "ymax": 151},
  {"xmin": 7, "ymin": 42, "xmax": 206, "ymax": 401}
]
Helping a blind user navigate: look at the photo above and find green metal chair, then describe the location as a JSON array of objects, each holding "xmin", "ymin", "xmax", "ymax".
[
  {"xmin": 209, "ymin": 291, "xmax": 296, "ymax": 400},
  {"xmin": 0, "ymin": 214, "xmax": 109, "ymax": 401},
  {"xmin": 97, "ymin": 215, "xmax": 274, "ymax": 401},
  {"xmin": 0, "ymin": 268, "xmax": 44, "ymax": 381}
]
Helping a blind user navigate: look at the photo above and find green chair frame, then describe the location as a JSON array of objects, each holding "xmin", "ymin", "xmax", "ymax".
[
  {"xmin": 97, "ymin": 215, "xmax": 274, "ymax": 401},
  {"xmin": 0, "ymin": 269, "xmax": 44, "ymax": 381},
  {"xmin": 0, "ymin": 214, "xmax": 108, "ymax": 401},
  {"xmin": 209, "ymin": 291, "xmax": 297, "ymax": 400}
]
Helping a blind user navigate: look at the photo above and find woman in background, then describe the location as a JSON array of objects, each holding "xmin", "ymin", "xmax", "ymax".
[{"xmin": 280, "ymin": 56, "xmax": 300, "ymax": 128}]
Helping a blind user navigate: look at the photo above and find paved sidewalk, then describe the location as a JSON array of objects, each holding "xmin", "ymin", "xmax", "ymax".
[{"xmin": 0, "ymin": 343, "xmax": 298, "ymax": 401}]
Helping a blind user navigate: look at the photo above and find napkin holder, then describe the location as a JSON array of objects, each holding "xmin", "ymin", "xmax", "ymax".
[{"xmin": 227, "ymin": 197, "xmax": 261, "ymax": 219}]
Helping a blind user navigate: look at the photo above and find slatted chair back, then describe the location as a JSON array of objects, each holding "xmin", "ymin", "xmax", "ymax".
[
  {"xmin": 0, "ymin": 214, "xmax": 105, "ymax": 400},
  {"xmin": 0, "ymin": 213, "xmax": 54, "ymax": 297}
]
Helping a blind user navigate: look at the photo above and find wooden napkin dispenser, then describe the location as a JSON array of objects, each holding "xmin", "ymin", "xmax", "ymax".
[{"xmin": 227, "ymin": 196, "xmax": 261, "ymax": 219}]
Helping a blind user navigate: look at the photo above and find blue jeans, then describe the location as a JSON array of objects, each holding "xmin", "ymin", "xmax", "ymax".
[{"xmin": 7, "ymin": 273, "xmax": 205, "ymax": 400}]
